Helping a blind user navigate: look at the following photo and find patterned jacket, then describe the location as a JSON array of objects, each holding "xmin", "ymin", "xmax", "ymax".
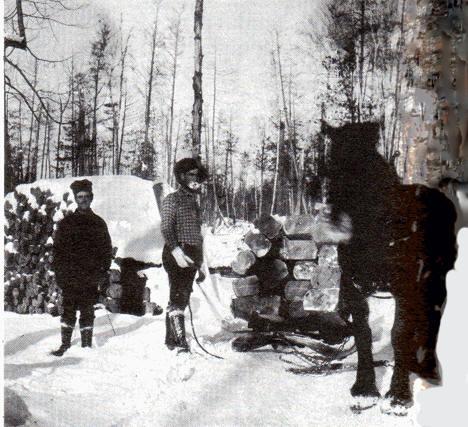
[{"xmin": 161, "ymin": 187, "xmax": 203, "ymax": 250}]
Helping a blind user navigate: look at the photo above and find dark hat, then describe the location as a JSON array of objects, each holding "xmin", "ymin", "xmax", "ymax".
[
  {"xmin": 174, "ymin": 157, "xmax": 209, "ymax": 182},
  {"xmin": 70, "ymin": 179, "xmax": 93, "ymax": 195}
]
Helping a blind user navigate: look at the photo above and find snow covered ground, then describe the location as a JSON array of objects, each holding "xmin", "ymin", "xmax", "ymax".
[
  {"xmin": 5, "ymin": 266, "xmax": 421, "ymax": 427},
  {"xmin": 4, "ymin": 176, "xmax": 468, "ymax": 426}
]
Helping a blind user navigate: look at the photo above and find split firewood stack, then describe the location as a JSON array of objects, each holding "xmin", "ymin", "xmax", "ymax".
[
  {"xmin": 4, "ymin": 187, "xmax": 161, "ymax": 317},
  {"xmin": 4, "ymin": 188, "xmax": 66, "ymax": 315},
  {"xmin": 230, "ymin": 209, "xmax": 352, "ymax": 330}
]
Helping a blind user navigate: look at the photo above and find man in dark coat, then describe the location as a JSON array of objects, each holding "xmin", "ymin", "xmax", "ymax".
[
  {"xmin": 51, "ymin": 179, "xmax": 113, "ymax": 356},
  {"xmin": 161, "ymin": 158, "xmax": 208, "ymax": 352}
]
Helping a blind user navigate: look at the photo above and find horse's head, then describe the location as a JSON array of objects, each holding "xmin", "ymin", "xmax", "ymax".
[{"xmin": 319, "ymin": 121, "xmax": 397, "ymax": 221}]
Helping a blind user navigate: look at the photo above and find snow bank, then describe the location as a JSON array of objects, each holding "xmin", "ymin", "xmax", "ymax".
[{"xmin": 5, "ymin": 176, "xmax": 164, "ymax": 263}]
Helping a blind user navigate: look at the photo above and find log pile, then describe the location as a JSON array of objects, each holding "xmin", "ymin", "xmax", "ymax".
[
  {"xmin": 4, "ymin": 187, "xmax": 162, "ymax": 317},
  {"xmin": 101, "ymin": 258, "xmax": 162, "ymax": 316},
  {"xmin": 4, "ymin": 188, "xmax": 67, "ymax": 315},
  {"xmin": 230, "ymin": 212, "xmax": 346, "ymax": 323}
]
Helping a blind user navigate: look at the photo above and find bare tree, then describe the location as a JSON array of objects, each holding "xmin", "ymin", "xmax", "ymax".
[
  {"xmin": 192, "ymin": 0, "xmax": 203, "ymax": 157},
  {"xmin": 167, "ymin": 5, "xmax": 185, "ymax": 178}
]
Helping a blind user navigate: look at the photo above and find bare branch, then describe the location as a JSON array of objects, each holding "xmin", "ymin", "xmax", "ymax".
[
  {"xmin": 26, "ymin": 46, "xmax": 73, "ymax": 63},
  {"xmin": 5, "ymin": 57, "xmax": 62, "ymax": 123},
  {"xmin": 5, "ymin": 80, "xmax": 43, "ymax": 123}
]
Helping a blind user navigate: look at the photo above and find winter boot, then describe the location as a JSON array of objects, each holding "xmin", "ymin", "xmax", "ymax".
[
  {"xmin": 165, "ymin": 313, "xmax": 177, "ymax": 350},
  {"xmin": 170, "ymin": 313, "xmax": 189, "ymax": 353},
  {"xmin": 81, "ymin": 327, "xmax": 93, "ymax": 348},
  {"xmin": 51, "ymin": 326, "xmax": 73, "ymax": 356}
]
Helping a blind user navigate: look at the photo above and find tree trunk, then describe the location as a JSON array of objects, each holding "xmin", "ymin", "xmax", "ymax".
[
  {"xmin": 117, "ymin": 92, "xmax": 128, "ymax": 174},
  {"xmin": 18, "ymin": 99, "xmax": 23, "ymax": 181},
  {"xmin": 32, "ymin": 108, "xmax": 42, "ymax": 181},
  {"xmin": 168, "ymin": 9, "xmax": 183, "ymax": 178},
  {"xmin": 271, "ymin": 121, "xmax": 284, "ymax": 215},
  {"xmin": 143, "ymin": 5, "xmax": 161, "ymax": 178},
  {"xmin": 192, "ymin": 0, "xmax": 204, "ymax": 157},
  {"xmin": 26, "ymin": 59, "xmax": 38, "ymax": 182}
]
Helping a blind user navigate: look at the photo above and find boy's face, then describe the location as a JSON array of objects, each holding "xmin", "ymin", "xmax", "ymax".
[{"xmin": 75, "ymin": 191, "xmax": 93, "ymax": 211}]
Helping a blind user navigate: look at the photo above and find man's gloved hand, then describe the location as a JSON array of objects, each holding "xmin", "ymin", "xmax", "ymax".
[{"xmin": 171, "ymin": 246, "xmax": 195, "ymax": 268}]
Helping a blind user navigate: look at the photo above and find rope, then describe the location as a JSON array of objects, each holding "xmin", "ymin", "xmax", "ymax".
[{"xmin": 188, "ymin": 301, "xmax": 224, "ymax": 360}]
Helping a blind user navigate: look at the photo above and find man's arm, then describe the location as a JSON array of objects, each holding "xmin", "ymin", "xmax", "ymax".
[
  {"xmin": 161, "ymin": 193, "xmax": 194, "ymax": 268},
  {"xmin": 52, "ymin": 219, "xmax": 68, "ymax": 284},
  {"xmin": 161, "ymin": 194, "xmax": 179, "ymax": 251},
  {"xmin": 100, "ymin": 220, "xmax": 113, "ymax": 272}
]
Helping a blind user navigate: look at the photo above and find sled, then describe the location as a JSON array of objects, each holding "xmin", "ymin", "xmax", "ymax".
[{"xmin": 231, "ymin": 307, "xmax": 356, "ymax": 358}]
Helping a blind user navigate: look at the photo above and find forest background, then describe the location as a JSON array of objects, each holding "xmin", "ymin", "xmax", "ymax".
[{"xmin": 4, "ymin": 0, "xmax": 467, "ymax": 223}]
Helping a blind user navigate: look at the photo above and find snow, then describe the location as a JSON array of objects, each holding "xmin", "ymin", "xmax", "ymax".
[
  {"xmin": 5, "ymin": 176, "xmax": 164, "ymax": 264},
  {"xmin": 4, "ymin": 176, "xmax": 467, "ymax": 425},
  {"xmin": 5, "ymin": 242, "xmax": 446, "ymax": 426},
  {"xmin": 4, "ymin": 265, "xmax": 423, "ymax": 427}
]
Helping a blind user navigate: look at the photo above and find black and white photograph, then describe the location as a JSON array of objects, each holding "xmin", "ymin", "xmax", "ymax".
[{"xmin": 3, "ymin": 0, "xmax": 468, "ymax": 425}]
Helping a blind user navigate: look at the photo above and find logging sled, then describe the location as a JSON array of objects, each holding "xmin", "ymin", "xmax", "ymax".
[{"xmin": 229, "ymin": 211, "xmax": 355, "ymax": 355}]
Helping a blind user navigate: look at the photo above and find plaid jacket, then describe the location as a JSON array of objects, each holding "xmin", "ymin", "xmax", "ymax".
[{"xmin": 161, "ymin": 187, "xmax": 203, "ymax": 251}]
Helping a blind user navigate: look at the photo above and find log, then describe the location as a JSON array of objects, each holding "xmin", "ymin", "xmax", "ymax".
[
  {"xmin": 284, "ymin": 280, "xmax": 312, "ymax": 302},
  {"xmin": 253, "ymin": 258, "xmax": 289, "ymax": 287},
  {"xmin": 279, "ymin": 238, "xmax": 317, "ymax": 260},
  {"xmin": 244, "ymin": 231, "xmax": 272, "ymax": 257},
  {"xmin": 287, "ymin": 301, "xmax": 309, "ymax": 319},
  {"xmin": 231, "ymin": 295, "xmax": 282, "ymax": 322},
  {"xmin": 253, "ymin": 215, "xmax": 283, "ymax": 240},
  {"xmin": 283, "ymin": 215, "xmax": 316, "ymax": 238},
  {"xmin": 231, "ymin": 250, "xmax": 256, "ymax": 275},
  {"xmin": 143, "ymin": 287, "xmax": 151, "ymax": 302},
  {"xmin": 303, "ymin": 288, "xmax": 339, "ymax": 312},
  {"xmin": 232, "ymin": 275, "xmax": 259, "ymax": 297},
  {"xmin": 310, "ymin": 266, "xmax": 341, "ymax": 290},
  {"xmin": 317, "ymin": 245, "xmax": 339, "ymax": 266},
  {"xmin": 144, "ymin": 301, "xmax": 163, "ymax": 316},
  {"xmin": 107, "ymin": 283, "xmax": 123, "ymax": 299},
  {"xmin": 293, "ymin": 261, "xmax": 318, "ymax": 280},
  {"xmin": 109, "ymin": 269, "xmax": 121, "ymax": 283},
  {"xmin": 105, "ymin": 298, "xmax": 121, "ymax": 313}
]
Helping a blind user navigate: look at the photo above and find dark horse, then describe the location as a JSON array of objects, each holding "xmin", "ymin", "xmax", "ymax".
[{"xmin": 322, "ymin": 122, "xmax": 457, "ymax": 408}]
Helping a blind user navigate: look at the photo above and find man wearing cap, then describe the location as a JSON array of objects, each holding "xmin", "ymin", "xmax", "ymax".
[
  {"xmin": 51, "ymin": 179, "xmax": 113, "ymax": 356},
  {"xmin": 161, "ymin": 157, "xmax": 209, "ymax": 352}
]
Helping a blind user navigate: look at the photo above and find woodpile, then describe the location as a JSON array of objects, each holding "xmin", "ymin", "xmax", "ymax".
[
  {"xmin": 101, "ymin": 258, "xmax": 161, "ymax": 316},
  {"xmin": 4, "ymin": 188, "xmax": 65, "ymax": 315},
  {"xmin": 230, "ymin": 212, "xmax": 344, "ymax": 323},
  {"xmin": 4, "ymin": 187, "xmax": 162, "ymax": 317}
]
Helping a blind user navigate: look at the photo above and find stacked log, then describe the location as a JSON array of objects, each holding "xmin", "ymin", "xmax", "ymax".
[
  {"xmin": 230, "ymin": 212, "xmax": 344, "ymax": 323},
  {"xmin": 104, "ymin": 258, "xmax": 162, "ymax": 316},
  {"xmin": 4, "ymin": 188, "xmax": 67, "ymax": 315}
]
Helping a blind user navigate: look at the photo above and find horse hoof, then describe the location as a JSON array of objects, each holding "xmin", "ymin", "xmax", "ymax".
[
  {"xmin": 380, "ymin": 396, "xmax": 412, "ymax": 416},
  {"xmin": 350, "ymin": 395, "xmax": 379, "ymax": 413},
  {"xmin": 351, "ymin": 382, "xmax": 380, "ymax": 398}
]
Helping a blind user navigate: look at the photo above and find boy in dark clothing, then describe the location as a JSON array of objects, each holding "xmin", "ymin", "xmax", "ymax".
[
  {"xmin": 161, "ymin": 158, "xmax": 208, "ymax": 352},
  {"xmin": 51, "ymin": 179, "xmax": 113, "ymax": 356}
]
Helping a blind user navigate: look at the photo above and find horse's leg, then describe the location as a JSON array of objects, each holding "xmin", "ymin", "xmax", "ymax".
[
  {"xmin": 341, "ymin": 275, "xmax": 380, "ymax": 397},
  {"xmin": 386, "ymin": 294, "xmax": 413, "ymax": 406}
]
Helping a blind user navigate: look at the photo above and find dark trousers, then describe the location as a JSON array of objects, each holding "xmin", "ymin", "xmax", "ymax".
[
  {"xmin": 162, "ymin": 244, "xmax": 203, "ymax": 314},
  {"xmin": 61, "ymin": 293, "xmax": 96, "ymax": 330}
]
